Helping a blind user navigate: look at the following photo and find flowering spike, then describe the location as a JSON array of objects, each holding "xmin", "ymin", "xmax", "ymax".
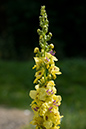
[{"xmin": 29, "ymin": 5, "xmax": 63, "ymax": 129}]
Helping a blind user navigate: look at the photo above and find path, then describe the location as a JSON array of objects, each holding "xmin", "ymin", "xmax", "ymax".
[{"xmin": 0, "ymin": 107, "xmax": 33, "ymax": 129}]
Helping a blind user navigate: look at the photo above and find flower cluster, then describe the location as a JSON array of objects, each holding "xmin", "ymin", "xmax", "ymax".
[{"xmin": 29, "ymin": 6, "xmax": 63, "ymax": 129}]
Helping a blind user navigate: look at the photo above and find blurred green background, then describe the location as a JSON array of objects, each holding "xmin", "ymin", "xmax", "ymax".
[{"xmin": 0, "ymin": 0, "xmax": 86, "ymax": 129}]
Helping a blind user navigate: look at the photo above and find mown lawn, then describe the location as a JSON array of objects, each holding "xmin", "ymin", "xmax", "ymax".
[{"xmin": 0, "ymin": 58, "xmax": 86, "ymax": 129}]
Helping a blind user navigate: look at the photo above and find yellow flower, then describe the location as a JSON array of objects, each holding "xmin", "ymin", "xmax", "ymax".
[
  {"xmin": 52, "ymin": 95, "xmax": 62, "ymax": 106},
  {"xmin": 45, "ymin": 96, "xmax": 54, "ymax": 105},
  {"xmin": 32, "ymin": 57, "xmax": 43, "ymax": 70},
  {"xmin": 29, "ymin": 90, "xmax": 37, "ymax": 99},
  {"xmin": 46, "ymin": 86, "xmax": 56, "ymax": 96},
  {"xmin": 34, "ymin": 68, "xmax": 45, "ymax": 83},
  {"xmin": 30, "ymin": 115, "xmax": 44, "ymax": 126},
  {"xmin": 45, "ymin": 52, "xmax": 58, "ymax": 62},
  {"xmin": 47, "ymin": 80, "xmax": 55, "ymax": 87},
  {"xmin": 34, "ymin": 57, "xmax": 42, "ymax": 63},
  {"xmin": 43, "ymin": 120, "xmax": 52, "ymax": 129},
  {"xmin": 47, "ymin": 111, "xmax": 61, "ymax": 125},
  {"xmin": 35, "ymin": 84, "xmax": 39, "ymax": 90},
  {"xmin": 31, "ymin": 103, "xmax": 39, "ymax": 112},
  {"xmin": 51, "ymin": 106, "xmax": 59, "ymax": 115},
  {"xmin": 49, "ymin": 65, "xmax": 62, "ymax": 79},
  {"xmin": 39, "ymin": 102, "xmax": 49, "ymax": 116},
  {"xmin": 38, "ymin": 88, "xmax": 47, "ymax": 101},
  {"xmin": 50, "ymin": 65, "xmax": 61, "ymax": 74}
]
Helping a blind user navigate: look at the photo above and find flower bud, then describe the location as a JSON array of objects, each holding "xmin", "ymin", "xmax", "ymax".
[
  {"xmin": 43, "ymin": 25, "xmax": 48, "ymax": 33},
  {"xmin": 41, "ymin": 5, "xmax": 45, "ymax": 10},
  {"xmin": 40, "ymin": 43, "xmax": 44, "ymax": 48},
  {"xmin": 48, "ymin": 74, "xmax": 52, "ymax": 79},
  {"xmin": 49, "ymin": 32, "xmax": 52, "ymax": 37},
  {"xmin": 37, "ymin": 29, "xmax": 41, "ymax": 35},
  {"xmin": 37, "ymin": 29, "xmax": 40, "ymax": 33},
  {"xmin": 40, "ymin": 77, "xmax": 45, "ymax": 83},
  {"xmin": 39, "ymin": 35, "xmax": 43, "ymax": 40},
  {"xmin": 41, "ymin": 49, "xmax": 44, "ymax": 53},
  {"xmin": 34, "ymin": 47, "xmax": 39, "ymax": 53},
  {"xmin": 49, "ymin": 43, "xmax": 54, "ymax": 49}
]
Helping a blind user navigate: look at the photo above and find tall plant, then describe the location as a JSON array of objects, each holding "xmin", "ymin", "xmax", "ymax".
[{"xmin": 29, "ymin": 6, "xmax": 63, "ymax": 129}]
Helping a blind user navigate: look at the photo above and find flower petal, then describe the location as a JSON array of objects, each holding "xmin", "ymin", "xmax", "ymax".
[{"xmin": 29, "ymin": 90, "xmax": 37, "ymax": 99}]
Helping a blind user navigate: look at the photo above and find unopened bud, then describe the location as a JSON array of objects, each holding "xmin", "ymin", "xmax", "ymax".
[
  {"xmin": 37, "ymin": 29, "xmax": 41, "ymax": 35},
  {"xmin": 34, "ymin": 47, "xmax": 39, "ymax": 53},
  {"xmin": 48, "ymin": 74, "xmax": 52, "ymax": 79},
  {"xmin": 39, "ymin": 35, "xmax": 43, "ymax": 40},
  {"xmin": 41, "ymin": 49, "xmax": 44, "ymax": 53},
  {"xmin": 49, "ymin": 44, "xmax": 54, "ymax": 49},
  {"xmin": 49, "ymin": 32, "xmax": 52, "ymax": 37},
  {"xmin": 41, "ymin": 5, "xmax": 45, "ymax": 10}
]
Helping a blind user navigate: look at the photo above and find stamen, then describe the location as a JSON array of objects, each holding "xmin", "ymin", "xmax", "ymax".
[
  {"xmin": 53, "ymin": 100, "xmax": 56, "ymax": 103},
  {"xmin": 49, "ymin": 107, "xmax": 53, "ymax": 110},
  {"xmin": 52, "ymin": 52, "xmax": 55, "ymax": 56},
  {"xmin": 49, "ymin": 50, "xmax": 55, "ymax": 56},
  {"xmin": 36, "ymin": 107, "xmax": 39, "ymax": 109},
  {"xmin": 46, "ymin": 89, "xmax": 49, "ymax": 93},
  {"xmin": 33, "ymin": 108, "xmax": 37, "ymax": 111},
  {"xmin": 51, "ymin": 92, "xmax": 54, "ymax": 94},
  {"xmin": 46, "ymin": 57, "xmax": 49, "ymax": 61},
  {"xmin": 49, "ymin": 50, "xmax": 53, "ymax": 54}
]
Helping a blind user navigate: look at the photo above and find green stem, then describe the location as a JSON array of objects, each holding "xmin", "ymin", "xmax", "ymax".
[{"xmin": 44, "ymin": 33, "xmax": 46, "ymax": 81}]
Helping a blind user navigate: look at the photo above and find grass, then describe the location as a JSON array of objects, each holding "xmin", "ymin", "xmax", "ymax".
[
  {"xmin": 0, "ymin": 60, "xmax": 35, "ymax": 109},
  {"xmin": 0, "ymin": 58, "xmax": 86, "ymax": 129}
]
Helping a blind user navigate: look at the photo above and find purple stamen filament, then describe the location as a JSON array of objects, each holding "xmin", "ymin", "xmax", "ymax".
[
  {"xmin": 33, "ymin": 107, "xmax": 39, "ymax": 111},
  {"xmin": 33, "ymin": 108, "xmax": 37, "ymax": 111},
  {"xmin": 46, "ymin": 57, "xmax": 49, "ymax": 62},
  {"xmin": 56, "ymin": 105, "xmax": 59, "ymax": 107},
  {"xmin": 53, "ymin": 101, "xmax": 59, "ymax": 107},
  {"xmin": 49, "ymin": 50, "xmax": 55, "ymax": 56},
  {"xmin": 49, "ymin": 50, "xmax": 53, "ymax": 54},
  {"xmin": 46, "ymin": 89, "xmax": 49, "ymax": 93},
  {"xmin": 49, "ymin": 107, "xmax": 53, "ymax": 110},
  {"xmin": 53, "ymin": 100, "xmax": 56, "ymax": 103},
  {"xmin": 46, "ymin": 89, "xmax": 54, "ymax": 95},
  {"xmin": 52, "ymin": 52, "xmax": 55, "ymax": 56},
  {"xmin": 36, "ymin": 107, "xmax": 39, "ymax": 109}
]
